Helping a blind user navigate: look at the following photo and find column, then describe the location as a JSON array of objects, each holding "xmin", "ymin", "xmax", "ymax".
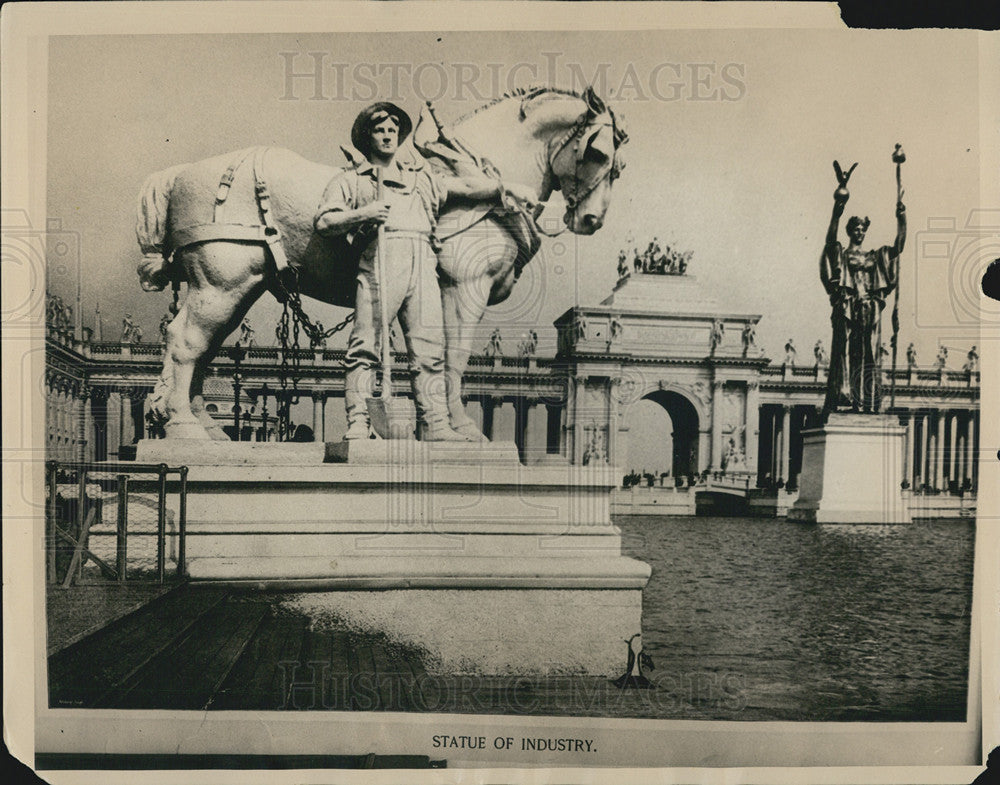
[
  {"xmin": 710, "ymin": 379, "xmax": 724, "ymax": 471},
  {"xmin": 698, "ymin": 429, "xmax": 711, "ymax": 476},
  {"xmin": 90, "ymin": 388, "xmax": 110, "ymax": 462},
  {"xmin": 949, "ymin": 410, "xmax": 959, "ymax": 489},
  {"xmin": 901, "ymin": 410, "xmax": 912, "ymax": 488},
  {"xmin": 523, "ymin": 399, "xmax": 547, "ymax": 463},
  {"xmin": 607, "ymin": 379, "xmax": 619, "ymax": 467},
  {"xmin": 131, "ymin": 391, "xmax": 147, "ymax": 442},
  {"xmin": 744, "ymin": 381, "xmax": 760, "ymax": 476},
  {"xmin": 918, "ymin": 412, "xmax": 929, "ymax": 489},
  {"xmin": 933, "ymin": 410, "xmax": 945, "ymax": 491},
  {"xmin": 311, "ymin": 392, "xmax": 323, "ymax": 442},
  {"xmin": 320, "ymin": 394, "xmax": 328, "ymax": 441},
  {"xmin": 546, "ymin": 404, "xmax": 562, "ymax": 455},
  {"xmin": 119, "ymin": 390, "xmax": 131, "ymax": 453},
  {"xmin": 571, "ymin": 376, "xmax": 585, "ymax": 464},
  {"xmin": 480, "ymin": 396, "xmax": 497, "ymax": 441},
  {"xmin": 513, "ymin": 397, "xmax": 528, "ymax": 462},
  {"xmin": 780, "ymin": 405, "xmax": 791, "ymax": 483},
  {"xmin": 494, "ymin": 399, "xmax": 517, "ymax": 443},
  {"xmin": 75, "ymin": 385, "xmax": 90, "ymax": 463},
  {"xmin": 951, "ymin": 409, "xmax": 965, "ymax": 491},
  {"xmin": 961, "ymin": 411, "xmax": 971, "ymax": 488},
  {"xmin": 972, "ymin": 410, "xmax": 980, "ymax": 491}
]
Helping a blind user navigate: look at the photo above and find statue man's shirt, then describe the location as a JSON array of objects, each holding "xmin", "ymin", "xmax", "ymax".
[{"xmin": 316, "ymin": 159, "xmax": 445, "ymax": 239}]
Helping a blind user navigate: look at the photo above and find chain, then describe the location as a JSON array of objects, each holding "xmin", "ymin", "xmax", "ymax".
[
  {"xmin": 276, "ymin": 299, "xmax": 291, "ymax": 440},
  {"xmin": 272, "ymin": 266, "xmax": 356, "ymax": 440}
]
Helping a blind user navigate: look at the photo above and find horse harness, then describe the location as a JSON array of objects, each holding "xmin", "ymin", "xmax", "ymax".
[{"xmin": 541, "ymin": 100, "xmax": 627, "ymax": 231}]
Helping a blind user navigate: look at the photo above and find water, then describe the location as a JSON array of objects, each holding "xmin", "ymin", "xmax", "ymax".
[{"xmin": 617, "ymin": 515, "xmax": 975, "ymax": 721}]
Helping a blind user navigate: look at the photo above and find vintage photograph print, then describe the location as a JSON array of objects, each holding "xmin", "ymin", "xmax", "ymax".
[{"xmin": 4, "ymin": 3, "xmax": 996, "ymax": 780}]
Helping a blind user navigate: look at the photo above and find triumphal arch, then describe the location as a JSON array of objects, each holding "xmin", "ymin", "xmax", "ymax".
[{"xmin": 554, "ymin": 270, "xmax": 764, "ymax": 478}]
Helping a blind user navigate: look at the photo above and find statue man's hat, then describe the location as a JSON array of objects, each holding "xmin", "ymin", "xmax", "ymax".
[{"xmin": 351, "ymin": 102, "xmax": 413, "ymax": 156}]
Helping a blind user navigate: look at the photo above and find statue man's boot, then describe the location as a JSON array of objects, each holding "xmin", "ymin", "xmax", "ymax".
[
  {"xmin": 423, "ymin": 413, "xmax": 476, "ymax": 441},
  {"xmin": 343, "ymin": 388, "xmax": 371, "ymax": 440}
]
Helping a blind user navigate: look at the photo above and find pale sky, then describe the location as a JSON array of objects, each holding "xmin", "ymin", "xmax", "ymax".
[{"xmin": 47, "ymin": 29, "xmax": 984, "ymax": 366}]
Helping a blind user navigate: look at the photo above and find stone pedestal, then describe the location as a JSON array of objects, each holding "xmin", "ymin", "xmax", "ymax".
[
  {"xmin": 133, "ymin": 439, "xmax": 650, "ymax": 675},
  {"xmin": 788, "ymin": 414, "xmax": 911, "ymax": 524}
]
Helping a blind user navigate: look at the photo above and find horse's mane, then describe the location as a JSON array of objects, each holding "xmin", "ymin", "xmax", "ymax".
[{"xmin": 453, "ymin": 85, "xmax": 585, "ymax": 124}]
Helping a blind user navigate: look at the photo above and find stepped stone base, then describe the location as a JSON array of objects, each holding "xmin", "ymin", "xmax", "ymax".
[
  {"xmin": 789, "ymin": 413, "xmax": 911, "ymax": 524},
  {"xmin": 131, "ymin": 440, "xmax": 649, "ymax": 675}
]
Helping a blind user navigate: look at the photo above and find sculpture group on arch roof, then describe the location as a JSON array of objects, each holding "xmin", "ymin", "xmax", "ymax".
[
  {"xmin": 617, "ymin": 235, "xmax": 692, "ymax": 280},
  {"xmin": 482, "ymin": 327, "xmax": 539, "ymax": 359}
]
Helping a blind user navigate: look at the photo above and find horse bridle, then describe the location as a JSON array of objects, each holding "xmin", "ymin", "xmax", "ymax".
[{"xmin": 546, "ymin": 104, "xmax": 627, "ymax": 219}]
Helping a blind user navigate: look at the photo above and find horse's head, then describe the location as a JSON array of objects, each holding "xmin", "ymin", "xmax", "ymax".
[{"xmin": 538, "ymin": 86, "xmax": 628, "ymax": 234}]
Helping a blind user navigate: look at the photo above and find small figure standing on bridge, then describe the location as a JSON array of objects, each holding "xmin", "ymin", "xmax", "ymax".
[
  {"xmin": 906, "ymin": 342, "xmax": 917, "ymax": 369},
  {"xmin": 784, "ymin": 338, "xmax": 797, "ymax": 366}
]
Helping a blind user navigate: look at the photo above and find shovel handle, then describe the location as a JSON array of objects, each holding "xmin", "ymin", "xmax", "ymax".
[{"xmin": 375, "ymin": 167, "xmax": 392, "ymax": 400}]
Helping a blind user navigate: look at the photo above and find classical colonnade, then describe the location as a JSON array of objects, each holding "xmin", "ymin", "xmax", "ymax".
[{"xmin": 758, "ymin": 404, "xmax": 979, "ymax": 492}]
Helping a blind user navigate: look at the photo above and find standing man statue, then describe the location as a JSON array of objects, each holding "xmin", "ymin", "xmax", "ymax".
[
  {"xmin": 813, "ymin": 339, "xmax": 827, "ymax": 366},
  {"xmin": 121, "ymin": 312, "xmax": 142, "ymax": 344},
  {"xmin": 237, "ymin": 317, "xmax": 256, "ymax": 348},
  {"xmin": 784, "ymin": 338, "xmax": 797, "ymax": 366},
  {"xmin": 821, "ymin": 158, "xmax": 905, "ymax": 414},
  {"xmin": 314, "ymin": 102, "xmax": 534, "ymax": 440},
  {"xmin": 486, "ymin": 327, "xmax": 503, "ymax": 358},
  {"xmin": 935, "ymin": 345, "xmax": 948, "ymax": 371},
  {"xmin": 741, "ymin": 321, "xmax": 756, "ymax": 356},
  {"xmin": 965, "ymin": 345, "xmax": 979, "ymax": 373},
  {"xmin": 709, "ymin": 319, "xmax": 725, "ymax": 354},
  {"xmin": 158, "ymin": 312, "xmax": 173, "ymax": 343},
  {"xmin": 617, "ymin": 249, "xmax": 629, "ymax": 280}
]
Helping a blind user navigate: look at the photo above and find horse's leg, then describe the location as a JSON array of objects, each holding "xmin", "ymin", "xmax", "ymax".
[
  {"xmin": 439, "ymin": 229, "xmax": 519, "ymax": 440},
  {"xmin": 162, "ymin": 243, "xmax": 267, "ymax": 439},
  {"xmin": 440, "ymin": 277, "xmax": 491, "ymax": 439}
]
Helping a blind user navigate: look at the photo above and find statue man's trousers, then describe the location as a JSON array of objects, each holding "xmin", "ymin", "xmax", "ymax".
[{"xmin": 343, "ymin": 232, "xmax": 448, "ymax": 429}]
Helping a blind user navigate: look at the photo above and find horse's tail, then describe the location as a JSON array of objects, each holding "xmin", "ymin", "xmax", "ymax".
[{"xmin": 135, "ymin": 163, "xmax": 189, "ymax": 291}]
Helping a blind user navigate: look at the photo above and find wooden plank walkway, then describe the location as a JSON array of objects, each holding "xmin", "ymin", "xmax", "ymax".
[{"xmin": 48, "ymin": 585, "xmax": 683, "ymax": 718}]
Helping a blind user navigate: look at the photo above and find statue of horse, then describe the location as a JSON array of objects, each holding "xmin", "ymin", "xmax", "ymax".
[{"xmin": 135, "ymin": 86, "xmax": 627, "ymax": 440}]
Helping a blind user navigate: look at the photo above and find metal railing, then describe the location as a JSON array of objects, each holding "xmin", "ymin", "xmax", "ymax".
[{"xmin": 45, "ymin": 461, "xmax": 188, "ymax": 585}]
